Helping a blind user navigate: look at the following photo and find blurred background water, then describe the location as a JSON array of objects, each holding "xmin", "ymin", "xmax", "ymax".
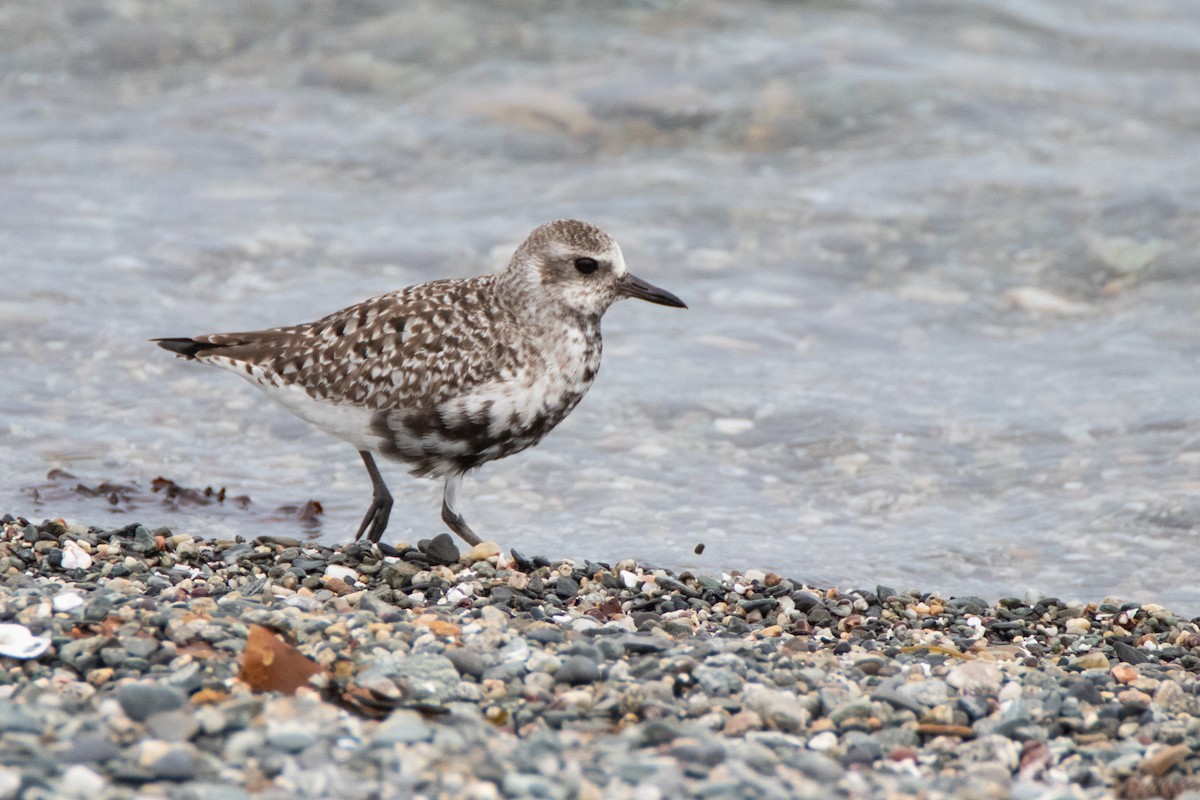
[{"xmin": 2, "ymin": 0, "xmax": 1199, "ymax": 613}]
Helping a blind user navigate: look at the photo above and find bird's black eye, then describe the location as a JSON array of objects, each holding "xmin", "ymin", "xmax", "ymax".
[{"xmin": 574, "ymin": 257, "xmax": 599, "ymax": 274}]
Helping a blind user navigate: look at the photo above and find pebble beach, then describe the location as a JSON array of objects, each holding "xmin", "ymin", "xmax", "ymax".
[{"xmin": 1, "ymin": 514, "xmax": 1198, "ymax": 799}]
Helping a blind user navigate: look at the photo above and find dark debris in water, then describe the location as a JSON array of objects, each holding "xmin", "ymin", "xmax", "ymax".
[{"xmin": 24, "ymin": 470, "xmax": 324, "ymax": 530}]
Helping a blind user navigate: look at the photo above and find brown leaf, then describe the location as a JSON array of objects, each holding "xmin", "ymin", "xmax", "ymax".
[{"xmin": 238, "ymin": 624, "xmax": 325, "ymax": 695}]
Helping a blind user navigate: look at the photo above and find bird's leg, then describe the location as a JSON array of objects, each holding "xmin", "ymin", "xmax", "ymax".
[
  {"xmin": 440, "ymin": 473, "xmax": 482, "ymax": 546},
  {"xmin": 354, "ymin": 451, "xmax": 394, "ymax": 543}
]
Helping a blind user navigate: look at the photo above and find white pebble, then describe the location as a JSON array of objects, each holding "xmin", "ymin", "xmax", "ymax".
[
  {"xmin": 1005, "ymin": 286, "xmax": 1090, "ymax": 315},
  {"xmin": 808, "ymin": 731, "xmax": 838, "ymax": 751},
  {"xmin": 713, "ymin": 418, "xmax": 754, "ymax": 435},
  {"xmin": 620, "ymin": 570, "xmax": 640, "ymax": 589},
  {"xmin": 323, "ymin": 565, "xmax": 359, "ymax": 583},
  {"xmin": 52, "ymin": 592, "xmax": 84, "ymax": 613},
  {"xmin": 61, "ymin": 540, "xmax": 93, "ymax": 570}
]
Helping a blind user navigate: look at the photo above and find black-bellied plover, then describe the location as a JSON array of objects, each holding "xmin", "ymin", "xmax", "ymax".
[{"xmin": 155, "ymin": 220, "xmax": 686, "ymax": 546}]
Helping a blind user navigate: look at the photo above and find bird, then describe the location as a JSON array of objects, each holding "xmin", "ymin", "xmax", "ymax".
[{"xmin": 154, "ymin": 219, "xmax": 686, "ymax": 547}]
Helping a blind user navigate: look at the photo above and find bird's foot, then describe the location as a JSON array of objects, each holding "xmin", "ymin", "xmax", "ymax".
[
  {"xmin": 354, "ymin": 493, "xmax": 393, "ymax": 543},
  {"xmin": 440, "ymin": 498, "xmax": 482, "ymax": 547}
]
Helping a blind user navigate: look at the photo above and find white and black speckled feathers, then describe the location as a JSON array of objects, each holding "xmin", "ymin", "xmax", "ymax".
[{"xmin": 156, "ymin": 220, "xmax": 686, "ymax": 482}]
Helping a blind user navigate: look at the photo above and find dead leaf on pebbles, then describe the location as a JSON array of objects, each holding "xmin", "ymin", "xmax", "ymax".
[{"xmin": 238, "ymin": 625, "xmax": 326, "ymax": 695}]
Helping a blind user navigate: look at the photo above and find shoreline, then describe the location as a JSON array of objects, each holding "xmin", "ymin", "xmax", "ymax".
[{"xmin": 0, "ymin": 513, "xmax": 1198, "ymax": 799}]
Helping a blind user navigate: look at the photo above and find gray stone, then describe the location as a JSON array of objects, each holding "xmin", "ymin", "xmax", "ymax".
[
  {"xmin": 444, "ymin": 647, "xmax": 489, "ymax": 680},
  {"xmin": 359, "ymin": 590, "xmax": 401, "ymax": 616},
  {"xmin": 1113, "ymin": 641, "xmax": 1150, "ymax": 665},
  {"xmin": 61, "ymin": 732, "xmax": 121, "ymax": 763},
  {"xmin": 60, "ymin": 637, "xmax": 106, "ymax": 669},
  {"xmin": 148, "ymin": 745, "xmax": 197, "ymax": 780},
  {"xmin": 556, "ymin": 655, "xmax": 601, "ymax": 685},
  {"xmin": 694, "ymin": 666, "xmax": 743, "ymax": 696},
  {"xmin": 130, "ymin": 526, "xmax": 158, "ymax": 554},
  {"xmin": 742, "ymin": 685, "xmax": 811, "ymax": 733},
  {"xmin": 359, "ymin": 653, "xmax": 460, "ymax": 705},
  {"xmin": 372, "ymin": 710, "xmax": 432, "ymax": 745},
  {"xmin": 118, "ymin": 682, "xmax": 187, "ymax": 722},
  {"xmin": 266, "ymin": 721, "xmax": 319, "ymax": 753},
  {"xmin": 421, "ymin": 534, "xmax": 459, "ymax": 566},
  {"xmin": 0, "ymin": 701, "xmax": 42, "ymax": 734},
  {"xmin": 554, "ymin": 575, "xmax": 580, "ymax": 599},
  {"xmin": 120, "ymin": 636, "xmax": 158, "ymax": 659},
  {"xmin": 840, "ymin": 737, "xmax": 883, "ymax": 766},
  {"xmin": 174, "ymin": 784, "xmax": 254, "ymax": 800},
  {"xmin": 146, "ymin": 709, "xmax": 200, "ymax": 742},
  {"xmin": 790, "ymin": 750, "xmax": 846, "ymax": 783}
]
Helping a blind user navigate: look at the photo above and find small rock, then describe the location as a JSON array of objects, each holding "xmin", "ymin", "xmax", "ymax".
[
  {"xmin": 118, "ymin": 682, "xmax": 186, "ymax": 722},
  {"xmin": 556, "ymin": 655, "xmax": 601, "ymax": 685},
  {"xmin": 60, "ymin": 764, "xmax": 107, "ymax": 796},
  {"xmin": 266, "ymin": 720, "xmax": 319, "ymax": 752},
  {"xmin": 808, "ymin": 731, "xmax": 838, "ymax": 751},
  {"xmin": 470, "ymin": 542, "xmax": 501, "ymax": 561},
  {"xmin": 324, "ymin": 564, "xmax": 359, "ymax": 583},
  {"xmin": 372, "ymin": 710, "xmax": 431, "ymax": 745},
  {"xmin": 422, "ymin": 534, "xmax": 460, "ymax": 566},
  {"xmin": 1113, "ymin": 641, "xmax": 1150, "ymax": 665},
  {"xmin": 947, "ymin": 661, "xmax": 1003, "ymax": 694},
  {"xmin": 1072, "ymin": 652, "xmax": 1111, "ymax": 670},
  {"xmin": 1141, "ymin": 743, "xmax": 1190, "ymax": 777},
  {"xmin": 143, "ymin": 742, "xmax": 198, "ymax": 781}
]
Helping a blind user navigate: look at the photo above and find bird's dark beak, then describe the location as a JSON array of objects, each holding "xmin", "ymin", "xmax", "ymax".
[{"xmin": 618, "ymin": 273, "xmax": 687, "ymax": 309}]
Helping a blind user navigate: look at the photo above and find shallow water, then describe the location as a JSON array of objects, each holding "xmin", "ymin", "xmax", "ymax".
[{"xmin": 3, "ymin": 0, "xmax": 1200, "ymax": 614}]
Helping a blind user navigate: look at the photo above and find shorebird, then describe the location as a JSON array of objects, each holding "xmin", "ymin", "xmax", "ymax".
[{"xmin": 155, "ymin": 220, "xmax": 686, "ymax": 546}]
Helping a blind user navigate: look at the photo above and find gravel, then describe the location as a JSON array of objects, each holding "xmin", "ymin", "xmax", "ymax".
[{"xmin": 0, "ymin": 513, "xmax": 1199, "ymax": 799}]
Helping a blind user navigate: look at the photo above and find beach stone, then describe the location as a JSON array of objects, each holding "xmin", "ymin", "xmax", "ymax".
[
  {"xmin": 118, "ymin": 682, "xmax": 186, "ymax": 722},
  {"xmin": 525, "ymin": 621, "xmax": 565, "ymax": 644},
  {"xmin": 60, "ymin": 764, "xmax": 107, "ymax": 796},
  {"xmin": 138, "ymin": 740, "xmax": 197, "ymax": 780},
  {"xmin": 359, "ymin": 653, "xmax": 460, "ymax": 705},
  {"xmin": 947, "ymin": 661, "xmax": 1003, "ymax": 694},
  {"xmin": 694, "ymin": 665, "xmax": 743, "ymax": 696},
  {"xmin": 372, "ymin": 710, "xmax": 432, "ymax": 745},
  {"xmin": 421, "ymin": 534, "xmax": 460, "ymax": 566},
  {"xmin": 0, "ymin": 701, "xmax": 42, "ymax": 734},
  {"xmin": 266, "ymin": 720, "xmax": 319, "ymax": 752},
  {"xmin": 947, "ymin": 596, "xmax": 989, "ymax": 615},
  {"xmin": 469, "ymin": 541, "xmax": 501, "ymax": 561},
  {"xmin": 173, "ymin": 785, "xmax": 253, "ymax": 800},
  {"xmin": 359, "ymin": 590, "xmax": 401, "ymax": 615},
  {"xmin": 1141, "ymin": 743, "xmax": 1190, "ymax": 777},
  {"xmin": 444, "ymin": 648, "xmax": 489, "ymax": 680},
  {"xmin": 130, "ymin": 527, "xmax": 158, "ymax": 554},
  {"xmin": 556, "ymin": 655, "xmax": 601, "ymax": 685},
  {"xmin": 791, "ymin": 750, "xmax": 846, "ymax": 782},
  {"xmin": 146, "ymin": 709, "xmax": 200, "ymax": 742},
  {"xmin": 60, "ymin": 637, "xmax": 106, "ymax": 670},
  {"xmin": 61, "ymin": 732, "xmax": 120, "ymax": 764},
  {"xmin": 841, "ymin": 737, "xmax": 883, "ymax": 766},
  {"xmin": 1113, "ymin": 641, "xmax": 1150, "ymax": 665},
  {"xmin": 1072, "ymin": 652, "xmax": 1111, "ymax": 670}
]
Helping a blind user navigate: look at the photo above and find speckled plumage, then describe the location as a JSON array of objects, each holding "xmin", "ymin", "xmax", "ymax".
[{"xmin": 155, "ymin": 219, "xmax": 687, "ymax": 545}]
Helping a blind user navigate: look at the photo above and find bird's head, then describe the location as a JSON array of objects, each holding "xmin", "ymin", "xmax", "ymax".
[{"xmin": 507, "ymin": 219, "xmax": 687, "ymax": 319}]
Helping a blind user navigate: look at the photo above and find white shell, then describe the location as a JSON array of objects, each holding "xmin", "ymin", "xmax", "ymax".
[
  {"xmin": 323, "ymin": 565, "xmax": 359, "ymax": 583},
  {"xmin": 52, "ymin": 592, "xmax": 85, "ymax": 612},
  {"xmin": 0, "ymin": 624, "xmax": 51, "ymax": 659},
  {"xmin": 62, "ymin": 540, "xmax": 93, "ymax": 570}
]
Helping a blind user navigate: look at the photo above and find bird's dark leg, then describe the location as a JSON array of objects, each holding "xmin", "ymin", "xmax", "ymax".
[
  {"xmin": 354, "ymin": 451, "xmax": 393, "ymax": 543},
  {"xmin": 440, "ymin": 473, "xmax": 481, "ymax": 546}
]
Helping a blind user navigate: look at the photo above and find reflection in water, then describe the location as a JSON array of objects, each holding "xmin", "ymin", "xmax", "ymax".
[{"xmin": 2, "ymin": 0, "xmax": 1200, "ymax": 613}]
